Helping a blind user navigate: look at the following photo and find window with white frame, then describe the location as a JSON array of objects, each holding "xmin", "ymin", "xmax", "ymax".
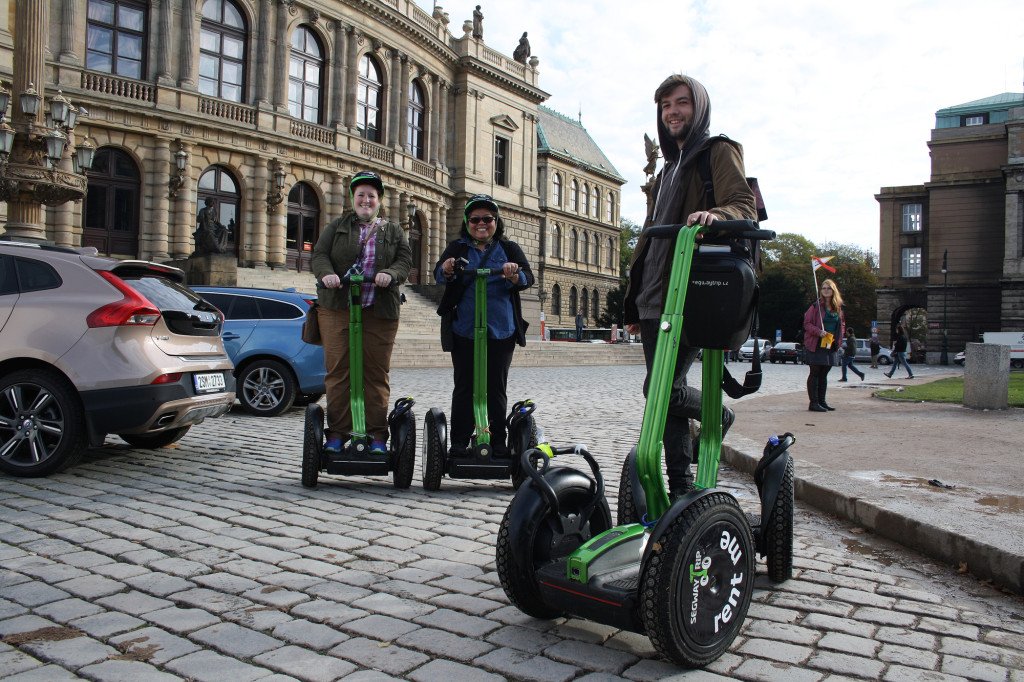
[
  {"xmin": 592, "ymin": 187, "xmax": 599, "ymax": 218},
  {"xmin": 570, "ymin": 180, "xmax": 579, "ymax": 212},
  {"xmin": 199, "ymin": 0, "xmax": 246, "ymax": 102},
  {"xmin": 582, "ymin": 183, "xmax": 590, "ymax": 215},
  {"xmin": 87, "ymin": 0, "xmax": 147, "ymax": 79},
  {"xmin": 901, "ymin": 247, "xmax": 922, "ymax": 277},
  {"xmin": 494, "ymin": 136, "xmax": 509, "ymax": 186},
  {"xmin": 902, "ymin": 203, "xmax": 922, "ymax": 232},
  {"xmin": 605, "ymin": 192, "xmax": 614, "ymax": 222},
  {"xmin": 551, "ymin": 224, "xmax": 561, "ymax": 258},
  {"xmin": 407, "ymin": 80, "xmax": 426, "ymax": 160},
  {"xmin": 288, "ymin": 26, "xmax": 323, "ymax": 123},
  {"xmin": 552, "ymin": 173, "xmax": 562, "ymax": 206}
]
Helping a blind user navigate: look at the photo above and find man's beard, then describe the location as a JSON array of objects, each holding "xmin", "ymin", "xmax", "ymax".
[{"xmin": 670, "ymin": 122, "xmax": 690, "ymax": 145}]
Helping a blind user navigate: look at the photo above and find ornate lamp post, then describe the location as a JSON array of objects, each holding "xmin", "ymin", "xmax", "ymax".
[{"xmin": 940, "ymin": 249, "xmax": 949, "ymax": 365}]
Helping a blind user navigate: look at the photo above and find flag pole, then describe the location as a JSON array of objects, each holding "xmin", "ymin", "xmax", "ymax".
[{"xmin": 812, "ymin": 259, "xmax": 824, "ymax": 333}]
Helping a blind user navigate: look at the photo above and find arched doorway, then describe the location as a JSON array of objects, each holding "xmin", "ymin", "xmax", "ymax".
[
  {"xmin": 286, "ymin": 182, "xmax": 320, "ymax": 272},
  {"xmin": 83, "ymin": 147, "xmax": 141, "ymax": 257},
  {"xmin": 197, "ymin": 165, "xmax": 241, "ymax": 258}
]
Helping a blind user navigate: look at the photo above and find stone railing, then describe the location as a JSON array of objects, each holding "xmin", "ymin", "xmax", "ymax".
[
  {"xmin": 482, "ymin": 46, "xmax": 526, "ymax": 80},
  {"xmin": 198, "ymin": 97, "xmax": 255, "ymax": 125},
  {"xmin": 80, "ymin": 72, "xmax": 155, "ymax": 102},
  {"xmin": 412, "ymin": 159, "xmax": 433, "ymax": 178},
  {"xmin": 360, "ymin": 139, "xmax": 394, "ymax": 164},
  {"xmin": 289, "ymin": 120, "xmax": 335, "ymax": 146}
]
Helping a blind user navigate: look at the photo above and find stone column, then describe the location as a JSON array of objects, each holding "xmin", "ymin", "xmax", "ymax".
[
  {"xmin": 255, "ymin": 0, "xmax": 271, "ymax": 105},
  {"xmin": 331, "ymin": 20, "xmax": 348, "ymax": 126},
  {"xmin": 47, "ymin": 204, "xmax": 74, "ymax": 247},
  {"xmin": 155, "ymin": 0, "xmax": 172, "ymax": 83},
  {"xmin": 172, "ymin": 141, "xmax": 194, "ymax": 258},
  {"xmin": 344, "ymin": 28, "xmax": 360, "ymax": 130},
  {"xmin": 429, "ymin": 75, "xmax": 440, "ymax": 164},
  {"xmin": 399, "ymin": 56, "xmax": 411, "ymax": 152},
  {"xmin": 149, "ymin": 139, "xmax": 172, "ymax": 260},
  {"xmin": 59, "ymin": 0, "xmax": 77, "ymax": 63},
  {"xmin": 178, "ymin": 0, "xmax": 196, "ymax": 88},
  {"xmin": 387, "ymin": 49, "xmax": 401, "ymax": 147},
  {"xmin": 250, "ymin": 159, "xmax": 269, "ymax": 265},
  {"xmin": 437, "ymin": 80, "xmax": 449, "ymax": 168},
  {"xmin": 272, "ymin": 0, "xmax": 289, "ymax": 110},
  {"xmin": 388, "ymin": 187, "xmax": 400, "ymax": 224}
]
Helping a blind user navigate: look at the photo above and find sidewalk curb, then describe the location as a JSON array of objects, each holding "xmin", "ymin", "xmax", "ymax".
[{"xmin": 722, "ymin": 436, "xmax": 1024, "ymax": 595}]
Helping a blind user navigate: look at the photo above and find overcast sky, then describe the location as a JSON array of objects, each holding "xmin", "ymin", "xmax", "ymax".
[{"xmin": 419, "ymin": 0, "xmax": 1023, "ymax": 252}]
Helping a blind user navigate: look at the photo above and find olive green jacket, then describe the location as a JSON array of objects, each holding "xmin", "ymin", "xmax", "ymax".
[{"xmin": 311, "ymin": 212, "xmax": 412, "ymax": 319}]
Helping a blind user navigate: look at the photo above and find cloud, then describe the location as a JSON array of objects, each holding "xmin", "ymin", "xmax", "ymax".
[{"xmin": 419, "ymin": 1, "xmax": 1023, "ymax": 250}]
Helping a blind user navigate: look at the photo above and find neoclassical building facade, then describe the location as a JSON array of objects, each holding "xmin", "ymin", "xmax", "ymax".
[{"xmin": 0, "ymin": 0, "xmax": 626, "ymax": 332}]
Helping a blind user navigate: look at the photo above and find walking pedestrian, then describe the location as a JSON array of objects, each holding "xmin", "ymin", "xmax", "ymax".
[
  {"xmin": 839, "ymin": 328, "xmax": 865, "ymax": 382},
  {"xmin": 885, "ymin": 324, "xmax": 915, "ymax": 379},
  {"xmin": 870, "ymin": 336, "xmax": 880, "ymax": 368}
]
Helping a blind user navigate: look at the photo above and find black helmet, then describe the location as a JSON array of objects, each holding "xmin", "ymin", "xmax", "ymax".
[
  {"xmin": 464, "ymin": 193, "xmax": 499, "ymax": 220},
  {"xmin": 350, "ymin": 170, "xmax": 384, "ymax": 196}
]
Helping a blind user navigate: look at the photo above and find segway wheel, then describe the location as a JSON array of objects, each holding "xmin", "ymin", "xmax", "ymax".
[
  {"xmin": 302, "ymin": 404, "xmax": 325, "ymax": 489},
  {"xmin": 510, "ymin": 414, "xmax": 539, "ymax": 491},
  {"xmin": 616, "ymin": 453, "xmax": 640, "ymax": 525},
  {"xmin": 496, "ymin": 469, "xmax": 613, "ymax": 619},
  {"xmin": 640, "ymin": 492, "xmax": 754, "ymax": 668},
  {"xmin": 764, "ymin": 457, "xmax": 795, "ymax": 583},
  {"xmin": 422, "ymin": 411, "xmax": 444, "ymax": 491},
  {"xmin": 392, "ymin": 408, "xmax": 417, "ymax": 490}
]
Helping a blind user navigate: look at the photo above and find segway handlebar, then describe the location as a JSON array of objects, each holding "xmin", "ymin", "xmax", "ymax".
[{"xmin": 645, "ymin": 219, "xmax": 775, "ymax": 242}]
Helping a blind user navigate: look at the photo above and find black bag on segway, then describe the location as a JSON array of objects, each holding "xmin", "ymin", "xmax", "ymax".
[{"xmin": 679, "ymin": 244, "xmax": 758, "ymax": 351}]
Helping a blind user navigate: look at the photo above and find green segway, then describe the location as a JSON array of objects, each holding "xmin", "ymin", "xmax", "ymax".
[
  {"xmin": 496, "ymin": 220, "xmax": 795, "ymax": 668},
  {"xmin": 302, "ymin": 265, "xmax": 416, "ymax": 489},
  {"xmin": 422, "ymin": 260, "xmax": 539, "ymax": 491}
]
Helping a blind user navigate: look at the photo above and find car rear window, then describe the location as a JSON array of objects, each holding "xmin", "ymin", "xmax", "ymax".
[
  {"xmin": 123, "ymin": 274, "xmax": 220, "ymax": 336},
  {"xmin": 257, "ymin": 297, "xmax": 303, "ymax": 320},
  {"xmin": 15, "ymin": 257, "xmax": 62, "ymax": 292}
]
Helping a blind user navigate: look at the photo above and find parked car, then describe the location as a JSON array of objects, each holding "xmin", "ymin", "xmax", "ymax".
[
  {"xmin": 192, "ymin": 286, "xmax": 325, "ymax": 417},
  {"xmin": 852, "ymin": 338, "xmax": 893, "ymax": 365},
  {"xmin": 0, "ymin": 241, "xmax": 235, "ymax": 477},
  {"xmin": 768, "ymin": 341, "xmax": 803, "ymax": 364},
  {"xmin": 954, "ymin": 350, "xmax": 966, "ymax": 366},
  {"xmin": 739, "ymin": 338, "xmax": 771, "ymax": 361}
]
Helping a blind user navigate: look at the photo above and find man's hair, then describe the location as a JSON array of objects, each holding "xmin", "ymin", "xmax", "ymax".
[{"xmin": 654, "ymin": 74, "xmax": 693, "ymax": 104}]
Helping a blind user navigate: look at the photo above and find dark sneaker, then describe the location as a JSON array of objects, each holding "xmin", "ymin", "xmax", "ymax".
[
  {"xmin": 370, "ymin": 439, "xmax": 387, "ymax": 454},
  {"xmin": 324, "ymin": 437, "xmax": 342, "ymax": 453}
]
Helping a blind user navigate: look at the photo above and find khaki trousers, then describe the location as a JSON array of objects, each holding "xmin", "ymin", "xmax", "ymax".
[{"xmin": 319, "ymin": 305, "xmax": 399, "ymax": 442}]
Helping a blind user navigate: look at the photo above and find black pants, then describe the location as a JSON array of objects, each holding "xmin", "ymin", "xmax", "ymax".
[
  {"xmin": 639, "ymin": 319, "xmax": 701, "ymax": 489},
  {"xmin": 449, "ymin": 334, "xmax": 516, "ymax": 452},
  {"xmin": 807, "ymin": 364, "xmax": 832, "ymax": 405}
]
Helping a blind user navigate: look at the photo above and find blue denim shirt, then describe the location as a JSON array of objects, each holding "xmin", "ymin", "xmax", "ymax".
[{"xmin": 434, "ymin": 239, "xmax": 525, "ymax": 340}]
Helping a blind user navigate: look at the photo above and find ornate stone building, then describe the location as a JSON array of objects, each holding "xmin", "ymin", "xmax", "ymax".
[
  {"xmin": 0, "ymin": 0, "xmax": 626, "ymax": 333},
  {"xmin": 876, "ymin": 93, "xmax": 1024, "ymax": 360}
]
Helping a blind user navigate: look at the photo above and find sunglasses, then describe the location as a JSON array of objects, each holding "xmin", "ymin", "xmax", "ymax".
[{"xmin": 468, "ymin": 216, "xmax": 495, "ymax": 225}]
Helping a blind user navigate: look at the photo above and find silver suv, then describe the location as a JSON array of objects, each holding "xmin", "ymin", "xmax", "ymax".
[{"xmin": 0, "ymin": 241, "xmax": 236, "ymax": 477}]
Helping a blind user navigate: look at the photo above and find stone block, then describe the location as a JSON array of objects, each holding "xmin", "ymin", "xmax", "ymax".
[{"xmin": 964, "ymin": 343, "xmax": 1009, "ymax": 409}]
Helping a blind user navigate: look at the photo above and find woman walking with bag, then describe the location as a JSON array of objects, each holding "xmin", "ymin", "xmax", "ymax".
[{"xmin": 803, "ymin": 278, "xmax": 845, "ymax": 412}]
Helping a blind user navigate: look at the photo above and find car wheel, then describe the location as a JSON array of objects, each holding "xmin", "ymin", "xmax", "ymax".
[
  {"xmin": 878, "ymin": 356, "xmax": 891, "ymax": 366},
  {"xmin": 119, "ymin": 426, "xmax": 191, "ymax": 449},
  {"xmin": 238, "ymin": 359, "xmax": 297, "ymax": 417},
  {"xmin": 0, "ymin": 369, "xmax": 86, "ymax": 477}
]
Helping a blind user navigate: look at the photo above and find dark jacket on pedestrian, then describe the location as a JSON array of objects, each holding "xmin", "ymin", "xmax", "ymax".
[
  {"xmin": 844, "ymin": 334, "xmax": 857, "ymax": 358},
  {"xmin": 893, "ymin": 330, "xmax": 908, "ymax": 353},
  {"xmin": 311, "ymin": 212, "xmax": 412, "ymax": 318}
]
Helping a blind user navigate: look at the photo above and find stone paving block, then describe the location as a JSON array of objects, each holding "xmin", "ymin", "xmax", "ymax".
[
  {"xmin": 769, "ymin": 593, "xmax": 853, "ymax": 618},
  {"xmin": 409, "ymin": 659, "xmax": 505, "ymax": 682},
  {"xmin": 272, "ymin": 618, "xmax": 349, "ymax": 650},
  {"xmin": 806, "ymin": 650, "xmax": 885, "ymax": 678},
  {"xmin": 878, "ymin": 642, "xmax": 940, "ymax": 670},
  {"xmin": 407, "ymin": 558, "xmax": 485, "ymax": 579},
  {"xmin": 170, "ymin": 587, "xmax": 254, "ymax": 614},
  {"xmin": 58, "ymin": 550, "xmax": 115, "ymax": 569},
  {"xmin": 119, "ymin": 548, "xmax": 171, "ymax": 565},
  {"xmin": 122, "ymin": 571, "xmax": 195, "ymax": 597},
  {"xmin": 376, "ymin": 579, "xmax": 445, "ymax": 601},
  {"xmin": 95, "ymin": 590, "xmax": 173, "ymax": 616},
  {"xmin": 164, "ymin": 649, "xmax": 277, "ymax": 682},
  {"xmin": 290, "ymin": 599, "xmax": 367, "ymax": 627},
  {"xmin": 0, "ymin": 570, "xmax": 32, "ymax": 589},
  {"xmin": 428, "ymin": 592, "xmax": 502, "ymax": 616},
  {"xmin": 475, "ymin": 645, "xmax": 579, "ymax": 682},
  {"xmin": 330, "ymin": 636, "xmax": 430, "ymax": 675},
  {"xmin": 883, "ymin": 664, "xmax": 968, "ymax": 681},
  {"xmin": 0, "ymin": 649, "xmax": 42, "ymax": 677},
  {"xmin": 77, "ymin": 659, "xmax": 181, "ymax": 681},
  {"xmin": 68, "ymin": 611, "xmax": 145, "ymax": 638},
  {"xmin": 343, "ymin": 614, "xmax": 419, "ymax": 640},
  {"xmin": 745, "ymin": 601, "xmax": 802, "ymax": 625},
  {"xmin": 984, "ymin": 629, "xmax": 1024, "ymax": 652},
  {"xmin": 738, "ymin": 638, "xmax": 813, "ymax": 664},
  {"xmin": 91, "ymin": 562, "xmax": 151, "ymax": 581},
  {"xmin": 939, "ymin": 635, "xmax": 1005, "ymax": 663},
  {"xmin": 892, "ymin": 599, "xmax": 960, "ymax": 620},
  {"xmin": 0, "ymin": 615, "xmax": 58, "ymax": 638},
  {"xmin": 147, "ymin": 557, "xmax": 211, "ymax": 578},
  {"xmin": 770, "ymin": 579, "xmax": 833, "ymax": 598},
  {"xmin": 33, "ymin": 597, "xmax": 104, "ymax": 623},
  {"xmin": 413, "ymin": 607, "xmax": 501, "ymax": 638},
  {"xmin": 921, "ymin": 617, "xmax": 981, "ymax": 640},
  {"xmin": 875, "ymin": 625, "xmax": 938, "ymax": 650},
  {"xmin": 544, "ymin": 638, "xmax": 638, "ymax": 674},
  {"xmin": 0, "ymin": 663, "xmax": 81, "ymax": 680},
  {"xmin": 351, "ymin": 592, "xmax": 436, "ymax": 619},
  {"xmin": 731, "ymin": 658, "xmax": 825, "ymax": 682},
  {"xmin": 194, "ymin": 571, "xmax": 263, "ymax": 594},
  {"xmin": 242, "ymin": 584, "xmax": 310, "ymax": 608},
  {"xmin": 144, "ymin": 606, "xmax": 220, "ymax": 633},
  {"xmin": 259, "ymin": 570, "xmax": 323, "ymax": 591},
  {"xmin": 486, "ymin": 624, "xmax": 562, "ymax": 652},
  {"xmin": 222, "ymin": 605, "xmax": 294, "ymax": 632},
  {"xmin": 189, "ymin": 620, "xmax": 284, "ymax": 658},
  {"xmin": 254, "ymin": 644, "xmax": 357, "ymax": 681},
  {"xmin": 15, "ymin": 562, "xmax": 87, "ymax": 584},
  {"xmin": 20, "ymin": 634, "xmax": 117, "ymax": 669},
  {"xmin": 830, "ymin": 587, "xmax": 898, "ymax": 609},
  {"xmin": 110, "ymin": 625, "xmax": 201, "ymax": 665},
  {"xmin": 800, "ymin": 612, "xmax": 876, "ymax": 639},
  {"xmin": 741, "ymin": 619, "xmax": 821, "ymax": 645},
  {"xmin": 0, "ymin": 601, "xmax": 28, "ymax": 621},
  {"xmin": 834, "ymin": 565, "xmax": 900, "ymax": 587},
  {"xmin": 396, "ymin": 626, "xmax": 495, "ymax": 662},
  {"xmin": 547, "ymin": 619, "xmax": 617, "ymax": 645},
  {"xmin": 83, "ymin": 538, "xmax": 142, "ymax": 556},
  {"xmin": 1, "ymin": 582, "xmax": 71, "ymax": 608},
  {"xmin": 235, "ymin": 545, "xmax": 302, "ymax": 564},
  {"xmin": 53, "ymin": 574, "xmax": 125, "ymax": 600},
  {"xmin": 852, "ymin": 606, "xmax": 918, "ymax": 627},
  {"xmin": 817, "ymin": 631, "xmax": 881, "ymax": 657}
]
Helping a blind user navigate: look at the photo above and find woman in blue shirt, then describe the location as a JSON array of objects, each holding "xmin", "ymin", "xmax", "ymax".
[{"xmin": 434, "ymin": 195, "xmax": 534, "ymax": 455}]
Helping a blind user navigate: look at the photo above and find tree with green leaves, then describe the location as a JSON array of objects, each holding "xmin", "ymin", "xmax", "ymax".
[{"xmin": 597, "ymin": 218, "xmax": 641, "ymax": 327}]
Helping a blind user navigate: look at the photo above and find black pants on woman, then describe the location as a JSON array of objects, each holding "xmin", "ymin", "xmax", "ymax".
[
  {"xmin": 807, "ymin": 364, "xmax": 833, "ymax": 408},
  {"xmin": 449, "ymin": 334, "xmax": 516, "ymax": 453}
]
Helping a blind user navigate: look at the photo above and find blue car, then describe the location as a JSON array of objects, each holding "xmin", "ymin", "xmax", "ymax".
[{"xmin": 192, "ymin": 286, "xmax": 325, "ymax": 417}]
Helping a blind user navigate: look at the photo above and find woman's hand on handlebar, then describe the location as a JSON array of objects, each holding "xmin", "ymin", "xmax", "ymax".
[
  {"xmin": 626, "ymin": 323, "xmax": 640, "ymax": 336},
  {"xmin": 442, "ymin": 257, "xmax": 456, "ymax": 277},
  {"xmin": 502, "ymin": 262, "xmax": 520, "ymax": 282},
  {"xmin": 321, "ymin": 273, "xmax": 341, "ymax": 288},
  {"xmin": 374, "ymin": 272, "xmax": 392, "ymax": 288}
]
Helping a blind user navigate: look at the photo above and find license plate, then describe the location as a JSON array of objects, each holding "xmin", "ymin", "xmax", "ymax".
[{"xmin": 193, "ymin": 372, "xmax": 226, "ymax": 393}]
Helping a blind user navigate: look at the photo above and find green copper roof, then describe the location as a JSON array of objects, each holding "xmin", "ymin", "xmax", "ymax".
[
  {"xmin": 537, "ymin": 106, "xmax": 624, "ymax": 182},
  {"xmin": 935, "ymin": 92, "xmax": 1023, "ymax": 117}
]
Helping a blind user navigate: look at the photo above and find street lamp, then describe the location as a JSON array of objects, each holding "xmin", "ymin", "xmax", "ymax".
[{"xmin": 940, "ymin": 249, "xmax": 949, "ymax": 365}]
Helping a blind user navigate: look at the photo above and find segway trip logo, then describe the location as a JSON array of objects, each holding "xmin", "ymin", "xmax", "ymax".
[{"xmin": 688, "ymin": 551, "xmax": 711, "ymax": 624}]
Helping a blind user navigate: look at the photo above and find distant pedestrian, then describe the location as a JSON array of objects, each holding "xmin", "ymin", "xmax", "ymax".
[
  {"xmin": 803, "ymin": 278, "xmax": 845, "ymax": 412},
  {"xmin": 885, "ymin": 324, "xmax": 915, "ymax": 379},
  {"xmin": 575, "ymin": 311, "xmax": 585, "ymax": 342},
  {"xmin": 870, "ymin": 336, "xmax": 880, "ymax": 368},
  {"xmin": 839, "ymin": 328, "xmax": 865, "ymax": 382}
]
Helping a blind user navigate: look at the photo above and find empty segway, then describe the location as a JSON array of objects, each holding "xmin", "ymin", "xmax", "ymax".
[
  {"xmin": 301, "ymin": 266, "xmax": 416, "ymax": 489},
  {"xmin": 497, "ymin": 220, "xmax": 795, "ymax": 669},
  {"xmin": 423, "ymin": 261, "xmax": 539, "ymax": 491}
]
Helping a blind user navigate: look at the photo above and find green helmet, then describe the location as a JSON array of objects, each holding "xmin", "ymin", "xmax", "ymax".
[{"xmin": 350, "ymin": 170, "xmax": 384, "ymax": 196}]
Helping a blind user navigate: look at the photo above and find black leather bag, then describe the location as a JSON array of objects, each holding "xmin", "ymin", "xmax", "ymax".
[{"xmin": 301, "ymin": 302, "xmax": 321, "ymax": 346}]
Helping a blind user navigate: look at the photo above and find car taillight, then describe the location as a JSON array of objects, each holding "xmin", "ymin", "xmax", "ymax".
[
  {"xmin": 87, "ymin": 270, "xmax": 161, "ymax": 327},
  {"xmin": 151, "ymin": 373, "xmax": 183, "ymax": 385}
]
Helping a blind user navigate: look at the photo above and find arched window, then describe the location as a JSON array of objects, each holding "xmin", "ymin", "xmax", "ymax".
[
  {"xmin": 569, "ymin": 286, "xmax": 578, "ymax": 316},
  {"xmin": 552, "ymin": 173, "xmax": 562, "ymax": 207},
  {"xmin": 407, "ymin": 80, "xmax": 426, "ymax": 160},
  {"xmin": 86, "ymin": 0, "xmax": 147, "ymax": 79},
  {"xmin": 83, "ymin": 147, "xmax": 141, "ymax": 257},
  {"xmin": 581, "ymin": 287, "xmax": 589, "ymax": 317},
  {"xmin": 607, "ymin": 237, "xmax": 615, "ymax": 269},
  {"xmin": 286, "ymin": 182, "xmax": 320, "ymax": 272},
  {"xmin": 551, "ymin": 284, "xmax": 561, "ymax": 316},
  {"xmin": 552, "ymin": 224, "xmax": 561, "ymax": 259},
  {"xmin": 357, "ymin": 54, "xmax": 384, "ymax": 142},
  {"xmin": 593, "ymin": 237, "xmax": 600, "ymax": 267},
  {"xmin": 592, "ymin": 187, "xmax": 600, "ymax": 217},
  {"xmin": 197, "ymin": 165, "xmax": 241, "ymax": 257},
  {"xmin": 606, "ymin": 191, "xmax": 614, "ymax": 222},
  {"xmin": 199, "ymin": 0, "xmax": 246, "ymax": 102},
  {"xmin": 592, "ymin": 290, "xmax": 600, "ymax": 320},
  {"xmin": 289, "ymin": 26, "xmax": 323, "ymax": 123},
  {"xmin": 570, "ymin": 228, "xmax": 578, "ymax": 261},
  {"xmin": 581, "ymin": 232, "xmax": 589, "ymax": 263},
  {"xmin": 570, "ymin": 180, "xmax": 579, "ymax": 212},
  {"xmin": 582, "ymin": 183, "xmax": 590, "ymax": 215}
]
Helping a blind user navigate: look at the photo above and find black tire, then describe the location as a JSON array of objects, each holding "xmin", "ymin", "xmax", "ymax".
[
  {"xmin": 765, "ymin": 457, "xmax": 795, "ymax": 583},
  {"xmin": 422, "ymin": 411, "xmax": 444, "ymax": 491},
  {"xmin": 238, "ymin": 359, "xmax": 297, "ymax": 417},
  {"xmin": 496, "ymin": 469, "xmax": 613, "ymax": 619},
  {"xmin": 392, "ymin": 409, "xmax": 416, "ymax": 489},
  {"xmin": 640, "ymin": 492, "xmax": 754, "ymax": 668},
  {"xmin": 616, "ymin": 454, "xmax": 640, "ymax": 525},
  {"xmin": 302, "ymin": 404, "xmax": 324, "ymax": 488},
  {"xmin": 0, "ymin": 369, "xmax": 86, "ymax": 477},
  {"xmin": 119, "ymin": 426, "xmax": 190, "ymax": 449},
  {"xmin": 294, "ymin": 393, "xmax": 324, "ymax": 407},
  {"xmin": 878, "ymin": 356, "xmax": 892, "ymax": 366},
  {"xmin": 510, "ymin": 414, "xmax": 539, "ymax": 490}
]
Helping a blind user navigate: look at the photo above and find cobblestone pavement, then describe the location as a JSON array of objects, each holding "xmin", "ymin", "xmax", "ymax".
[{"xmin": 2, "ymin": 364, "xmax": 1022, "ymax": 681}]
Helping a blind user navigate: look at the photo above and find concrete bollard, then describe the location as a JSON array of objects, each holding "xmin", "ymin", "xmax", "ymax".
[{"xmin": 963, "ymin": 342, "xmax": 1010, "ymax": 410}]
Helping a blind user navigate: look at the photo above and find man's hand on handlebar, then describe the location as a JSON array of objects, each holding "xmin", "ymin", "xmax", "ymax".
[
  {"xmin": 321, "ymin": 274, "xmax": 341, "ymax": 288},
  {"xmin": 687, "ymin": 211, "xmax": 716, "ymax": 227},
  {"xmin": 374, "ymin": 272, "xmax": 392, "ymax": 288},
  {"xmin": 626, "ymin": 323, "xmax": 640, "ymax": 336}
]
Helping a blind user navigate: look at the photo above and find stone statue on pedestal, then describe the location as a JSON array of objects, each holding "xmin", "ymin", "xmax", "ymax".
[{"xmin": 193, "ymin": 197, "xmax": 231, "ymax": 255}]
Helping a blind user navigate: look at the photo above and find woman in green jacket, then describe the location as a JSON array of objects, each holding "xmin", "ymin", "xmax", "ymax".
[{"xmin": 311, "ymin": 171, "xmax": 412, "ymax": 454}]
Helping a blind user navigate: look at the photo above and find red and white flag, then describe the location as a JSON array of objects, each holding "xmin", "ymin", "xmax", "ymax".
[{"xmin": 811, "ymin": 256, "xmax": 836, "ymax": 273}]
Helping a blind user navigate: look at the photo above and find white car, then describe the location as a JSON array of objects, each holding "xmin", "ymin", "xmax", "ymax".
[{"xmin": 739, "ymin": 338, "xmax": 771, "ymax": 361}]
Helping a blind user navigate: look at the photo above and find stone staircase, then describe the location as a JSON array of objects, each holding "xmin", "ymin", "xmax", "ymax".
[{"xmin": 234, "ymin": 265, "xmax": 644, "ymax": 368}]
